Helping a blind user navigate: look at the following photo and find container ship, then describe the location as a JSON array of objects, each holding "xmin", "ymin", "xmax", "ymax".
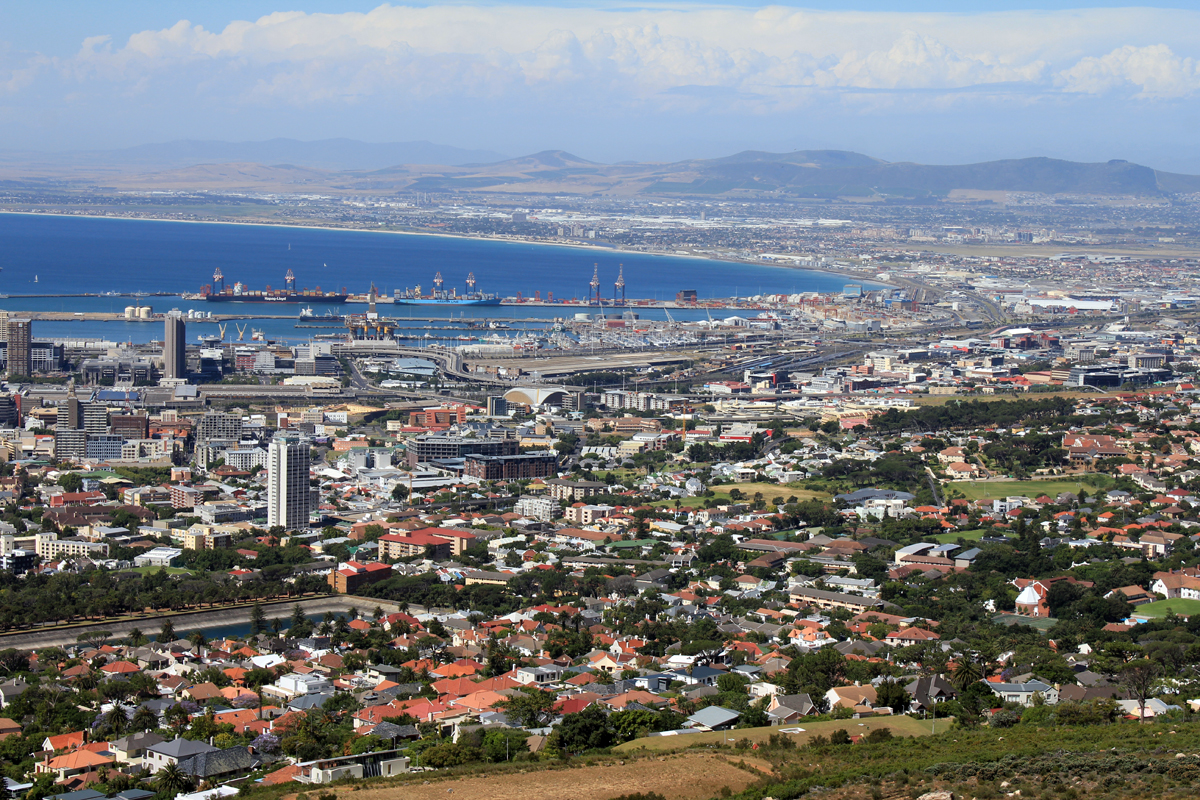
[
  {"xmin": 185, "ymin": 269, "xmax": 349, "ymax": 303},
  {"xmin": 394, "ymin": 272, "xmax": 500, "ymax": 306}
]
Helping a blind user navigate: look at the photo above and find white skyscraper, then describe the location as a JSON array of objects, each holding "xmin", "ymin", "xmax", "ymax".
[{"xmin": 267, "ymin": 436, "xmax": 311, "ymax": 530}]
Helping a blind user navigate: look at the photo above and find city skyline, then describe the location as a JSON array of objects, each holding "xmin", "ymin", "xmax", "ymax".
[{"xmin": 2, "ymin": 3, "xmax": 1200, "ymax": 170}]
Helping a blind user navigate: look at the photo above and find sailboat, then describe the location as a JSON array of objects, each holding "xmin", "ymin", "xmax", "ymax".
[{"xmin": 33, "ymin": 275, "xmax": 38, "ymax": 283}]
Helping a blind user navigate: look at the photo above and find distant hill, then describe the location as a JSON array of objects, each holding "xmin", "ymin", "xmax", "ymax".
[
  {"xmin": 99, "ymin": 162, "xmax": 335, "ymax": 191},
  {"xmin": 472, "ymin": 150, "xmax": 597, "ymax": 170},
  {"xmin": 2, "ymin": 138, "xmax": 508, "ymax": 171},
  {"xmin": 3, "ymin": 142, "xmax": 1197, "ymax": 198},
  {"xmin": 647, "ymin": 153, "xmax": 1173, "ymax": 197},
  {"xmin": 703, "ymin": 150, "xmax": 885, "ymax": 169}
]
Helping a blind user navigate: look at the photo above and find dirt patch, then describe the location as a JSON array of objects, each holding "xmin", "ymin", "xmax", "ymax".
[{"xmin": 344, "ymin": 754, "xmax": 766, "ymax": 800}]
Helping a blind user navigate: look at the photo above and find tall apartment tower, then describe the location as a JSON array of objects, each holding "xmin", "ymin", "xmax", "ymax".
[
  {"xmin": 62, "ymin": 383, "xmax": 81, "ymax": 430},
  {"xmin": 267, "ymin": 436, "xmax": 311, "ymax": 530},
  {"xmin": 5, "ymin": 318, "xmax": 31, "ymax": 379},
  {"xmin": 163, "ymin": 312, "xmax": 186, "ymax": 380}
]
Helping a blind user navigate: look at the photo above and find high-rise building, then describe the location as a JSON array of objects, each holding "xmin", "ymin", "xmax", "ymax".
[
  {"xmin": 0, "ymin": 394, "xmax": 17, "ymax": 427},
  {"xmin": 267, "ymin": 436, "xmax": 311, "ymax": 530},
  {"xmin": 163, "ymin": 312, "xmax": 186, "ymax": 380},
  {"xmin": 54, "ymin": 428, "xmax": 87, "ymax": 462},
  {"xmin": 60, "ymin": 384, "xmax": 81, "ymax": 430},
  {"xmin": 82, "ymin": 402, "xmax": 109, "ymax": 434},
  {"xmin": 5, "ymin": 318, "xmax": 31, "ymax": 379},
  {"xmin": 195, "ymin": 412, "xmax": 243, "ymax": 443},
  {"xmin": 486, "ymin": 396, "xmax": 508, "ymax": 416}
]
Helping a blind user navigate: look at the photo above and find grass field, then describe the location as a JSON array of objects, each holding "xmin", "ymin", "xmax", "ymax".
[
  {"xmin": 1131, "ymin": 598, "xmax": 1200, "ymax": 618},
  {"xmin": 613, "ymin": 716, "xmax": 952, "ymax": 754},
  {"xmin": 933, "ymin": 528, "xmax": 987, "ymax": 544},
  {"xmin": 912, "ymin": 390, "xmax": 1120, "ymax": 407},
  {"xmin": 650, "ymin": 482, "xmax": 829, "ymax": 508},
  {"xmin": 947, "ymin": 476, "xmax": 1112, "ymax": 503}
]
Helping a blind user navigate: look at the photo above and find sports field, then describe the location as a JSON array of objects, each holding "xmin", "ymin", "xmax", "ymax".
[
  {"xmin": 1132, "ymin": 598, "xmax": 1200, "ymax": 618},
  {"xmin": 947, "ymin": 476, "xmax": 1112, "ymax": 503},
  {"xmin": 933, "ymin": 529, "xmax": 988, "ymax": 544}
]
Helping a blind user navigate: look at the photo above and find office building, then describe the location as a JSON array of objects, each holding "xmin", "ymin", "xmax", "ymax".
[
  {"xmin": 34, "ymin": 532, "xmax": 109, "ymax": 560},
  {"xmin": 0, "ymin": 395, "xmax": 16, "ymax": 427},
  {"xmin": 54, "ymin": 429, "xmax": 88, "ymax": 462},
  {"xmin": 267, "ymin": 436, "xmax": 311, "ymax": 530},
  {"xmin": 486, "ymin": 396, "xmax": 508, "ymax": 416},
  {"xmin": 0, "ymin": 535, "xmax": 35, "ymax": 575},
  {"xmin": 163, "ymin": 312, "xmax": 186, "ymax": 380},
  {"xmin": 110, "ymin": 413, "xmax": 150, "ymax": 439},
  {"xmin": 86, "ymin": 434, "xmax": 126, "ymax": 461},
  {"xmin": 82, "ymin": 403, "xmax": 109, "ymax": 434},
  {"xmin": 5, "ymin": 318, "xmax": 30, "ymax": 378},
  {"xmin": 405, "ymin": 434, "xmax": 518, "ymax": 467},
  {"xmin": 464, "ymin": 451, "xmax": 558, "ymax": 481},
  {"xmin": 196, "ymin": 412, "xmax": 243, "ymax": 443}
]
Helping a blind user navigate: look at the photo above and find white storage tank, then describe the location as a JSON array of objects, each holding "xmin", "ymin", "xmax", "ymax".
[
  {"xmin": 138, "ymin": 306, "xmax": 153, "ymax": 319},
  {"xmin": 124, "ymin": 306, "xmax": 136, "ymax": 320}
]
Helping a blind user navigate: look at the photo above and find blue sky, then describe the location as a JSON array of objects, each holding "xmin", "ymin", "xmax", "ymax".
[{"xmin": 3, "ymin": 2, "xmax": 1200, "ymax": 170}]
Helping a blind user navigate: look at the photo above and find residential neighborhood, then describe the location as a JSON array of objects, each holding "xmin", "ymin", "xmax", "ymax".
[{"xmin": 5, "ymin": 345, "xmax": 1200, "ymax": 799}]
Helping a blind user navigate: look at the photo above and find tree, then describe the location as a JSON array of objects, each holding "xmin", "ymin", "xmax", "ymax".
[
  {"xmin": 1119, "ymin": 659, "xmax": 1160, "ymax": 723},
  {"xmin": 290, "ymin": 603, "xmax": 306, "ymax": 627},
  {"xmin": 126, "ymin": 627, "xmax": 147, "ymax": 647},
  {"xmin": 158, "ymin": 620, "xmax": 176, "ymax": 643},
  {"xmin": 951, "ymin": 658, "xmax": 983, "ymax": 691},
  {"xmin": 249, "ymin": 602, "xmax": 266, "ymax": 636},
  {"xmin": 103, "ymin": 706, "xmax": 130, "ymax": 736},
  {"xmin": 482, "ymin": 728, "xmax": 530, "ymax": 762},
  {"xmin": 420, "ymin": 741, "xmax": 480, "ymax": 768},
  {"xmin": 154, "ymin": 763, "xmax": 195, "ymax": 796},
  {"xmin": 556, "ymin": 704, "xmax": 615, "ymax": 753},
  {"xmin": 497, "ymin": 687, "xmax": 556, "ymax": 728},
  {"xmin": 132, "ymin": 706, "xmax": 159, "ymax": 732},
  {"xmin": 58, "ymin": 472, "xmax": 83, "ymax": 493},
  {"xmin": 77, "ymin": 630, "xmax": 112, "ymax": 651},
  {"xmin": 738, "ymin": 698, "xmax": 770, "ymax": 728},
  {"xmin": 875, "ymin": 680, "xmax": 910, "ymax": 714}
]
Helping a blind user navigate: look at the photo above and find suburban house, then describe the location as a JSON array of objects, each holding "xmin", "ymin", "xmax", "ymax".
[{"xmin": 988, "ymin": 680, "xmax": 1059, "ymax": 707}]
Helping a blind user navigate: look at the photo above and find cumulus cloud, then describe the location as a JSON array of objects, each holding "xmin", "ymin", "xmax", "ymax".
[
  {"xmin": 48, "ymin": 4, "xmax": 1200, "ymax": 111},
  {"xmin": 5, "ymin": 2, "xmax": 1200, "ymax": 159},
  {"xmin": 1058, "ymin": 44, "xmax": 1200, "ymax": 97}
]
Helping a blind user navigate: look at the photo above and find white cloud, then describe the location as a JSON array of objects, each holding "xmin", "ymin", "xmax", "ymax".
[
  {"xmin": 1058, "ymin": 44, "xmax": 1200, "ymax": 98},
  {"xmin": 53, "ymin": 4, "xmax": 1200, "ymax": 110},
  {"xmin": 4, "ymin": 2, "xmax": 1200, "ymax": 160}
]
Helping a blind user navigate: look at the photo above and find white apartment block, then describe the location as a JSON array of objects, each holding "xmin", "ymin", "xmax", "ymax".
[{"xmin": 267, "ymin": 437, "xmax": 311, "ymax": 530}]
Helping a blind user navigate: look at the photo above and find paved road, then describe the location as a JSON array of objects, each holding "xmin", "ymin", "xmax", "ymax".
[{"xmin": 0, "ymin": 596, "xmax": 409, "ymax": 650}]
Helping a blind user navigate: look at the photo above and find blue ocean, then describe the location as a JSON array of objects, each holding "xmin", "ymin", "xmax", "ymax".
[{"xmin": 0, "ymin": 213, "xmax": 878, "ymax": 343}]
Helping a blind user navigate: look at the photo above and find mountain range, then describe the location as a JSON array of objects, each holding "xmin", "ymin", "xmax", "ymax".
[{"xmin": 2, "ymin": 140, "xmax": 1199, "ymax": 198}]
